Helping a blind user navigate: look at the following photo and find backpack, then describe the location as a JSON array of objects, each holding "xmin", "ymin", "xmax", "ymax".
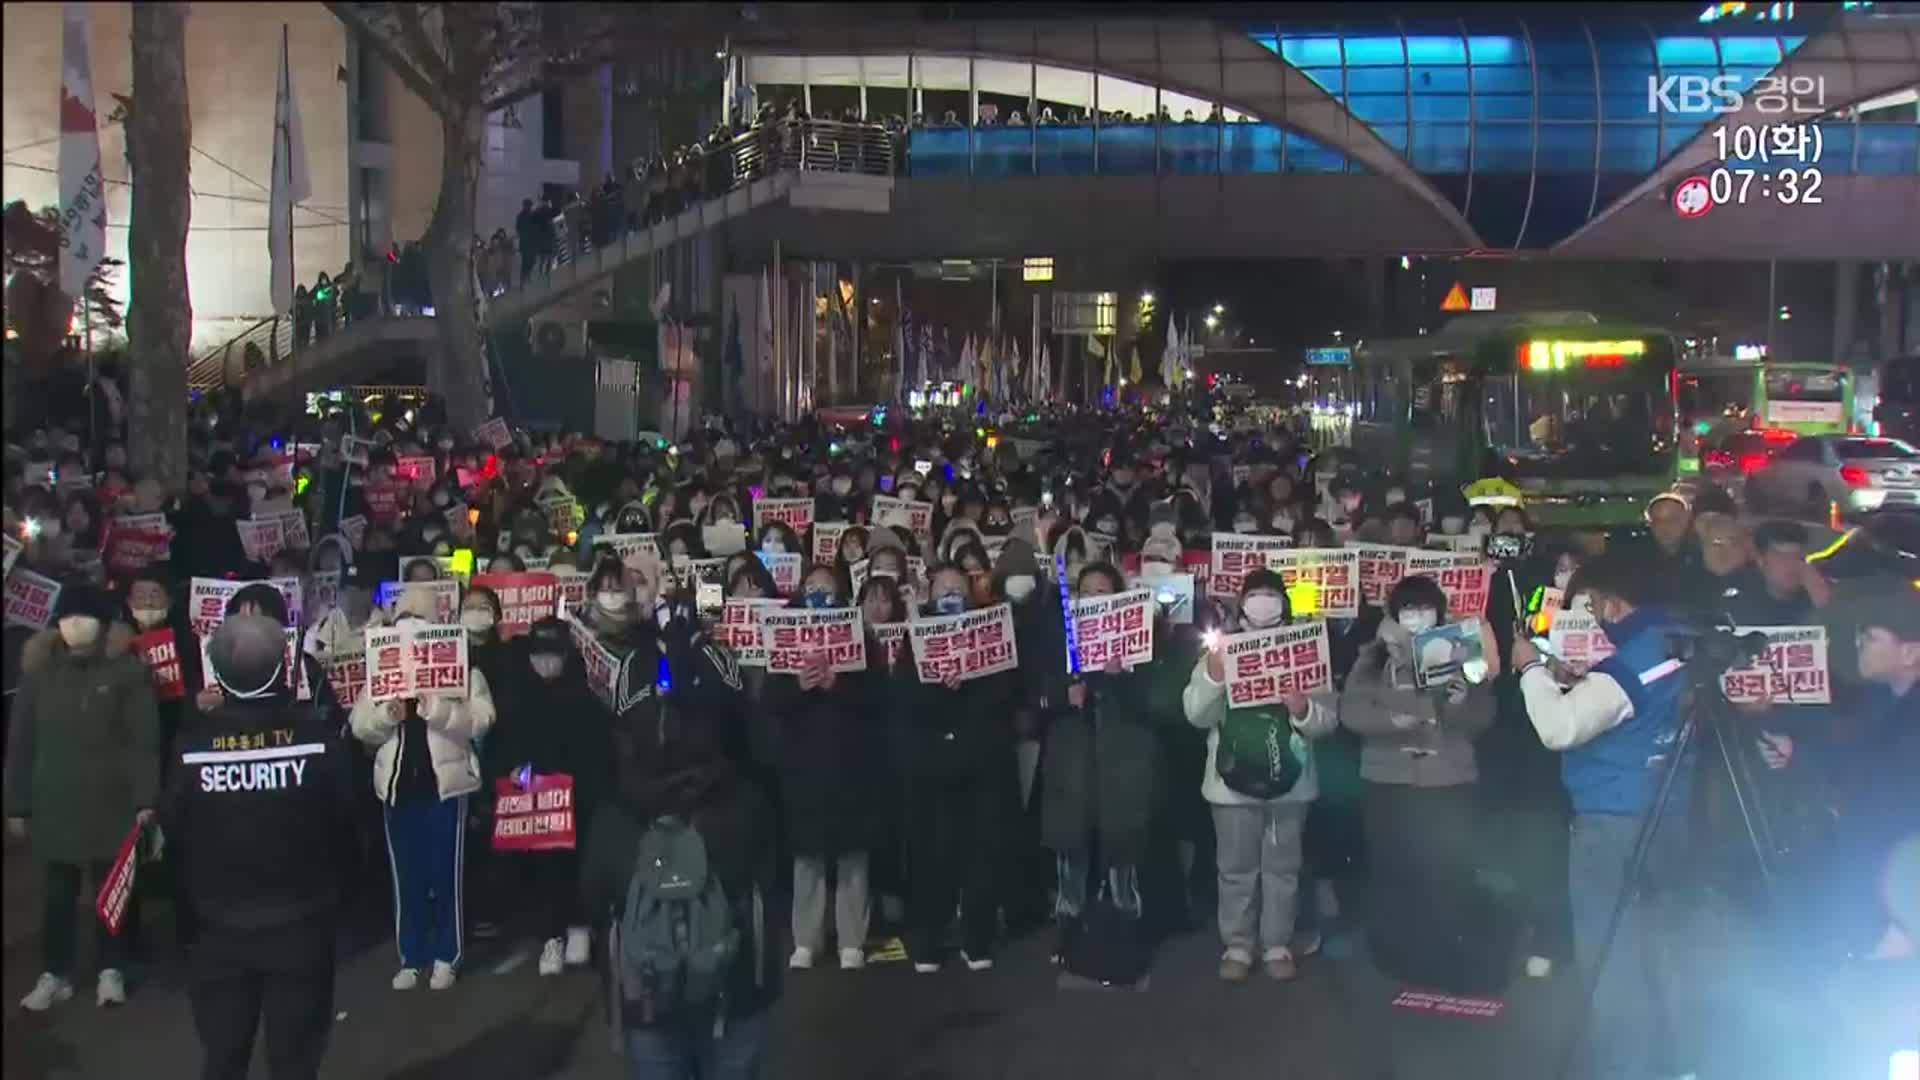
[
  {"xmin": 1214, "ymin": 708, "xmax": 1305, "ymax": 801},
  {"xmin": 613, "ymin": 816, "xmax": 740, "ymax": 1028},
  {"xmin": 1060, "ymin": 882, "xmax": 1148, "ymax": 987}
]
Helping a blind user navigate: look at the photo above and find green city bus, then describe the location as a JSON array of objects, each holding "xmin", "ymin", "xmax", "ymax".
[
  {"xmin": 1677, "ymin": 353, "xmax": 1855, "ymax": 472},
  {"xmin": 1350, "ymin": 313, "xmax": 1680, "ymax": 526}
]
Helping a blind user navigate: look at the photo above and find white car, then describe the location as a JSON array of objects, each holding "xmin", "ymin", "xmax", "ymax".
[{"xmin": 1746, "ymin": 435, "xmax": 1920, "ymax": 517}]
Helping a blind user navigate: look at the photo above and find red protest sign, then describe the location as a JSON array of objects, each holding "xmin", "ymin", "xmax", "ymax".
[
  {"xmin": 363, "ymin": 483, "xmax": 407, "ymax": 526},
  {"xmin": 133, "ymin": 628, "xmax": 185, "ymax": 702},
  {"xmin": 908, "ymin": 603, "xmax": 1019, "ymax": 684},
  {"xmin": 3, "ymin": 568, "xmax": 62, "ymax": 629},
  {"xmin": 1223, "ymin": 622, "xmax": 1332, "ymax": 708},
  {"xmin": 393, "ymin": 455, "xmax": 438, "ymax": 488},
  {"xmin": 471, "ymin": 572, "xmax": 559, "ymax": 638},
  {"xmin": 1068, "ymin": 588, "xmax": 1155, "ymax": 672},
  {"xmin": 491, "ymin": 773, "xmax": 577, "ymax": 852},
  {"xmin": 1391, "ymin": 989, "xmax": 1505, "ymax": 1020},
  {"xmin": 105, "ymin": 528, "xmax": 172, "ymax": 579},
  {"xmin": 95, "ymin": 821, "xmax": 144, "ymax": 936},
  {"xmin": 759, "ymin": 608, "xmax": 867, "ymax": 675},
  {"xmin": 473, "ymin": 417, "xmax": 512, "ymax": 451}
]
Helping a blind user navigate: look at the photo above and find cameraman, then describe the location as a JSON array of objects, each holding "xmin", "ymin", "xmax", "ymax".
[{"xmin": 1508, "ymin": 554, "xmax": 1700, "ymax": 1080}]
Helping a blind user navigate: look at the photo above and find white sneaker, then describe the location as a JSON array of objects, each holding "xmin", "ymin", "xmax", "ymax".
[
  {"xmin": 95, "ymin": 969, "xmax": 126, "ymax": 1007},
  {"xmin": 1526, "ymin": 955, "xmax": 1554, "ymax": 978},
  {"xmin": 788, "ymin": 946, "xmax": 814, "ymax": 970},
  {"xmin": 839, "ymin": 947, "xmax": 866, "ymax": 970},
  {"xmin": 428, "ymin": 961, "xmax": 457, "ymax": 991},
  {"xmin": 20, "ymin": 973, "xmax": 73, "ymax": 1011},
  {"xmin": 960, "ymin": 950, "xmax": 994, "ymax": 972},
  {"xmin": 911, "ymin": 960, "xmax": 941, "ymax": 974},
  {"xmin": 391, "ymin": 967, "xmax": 421, "ymax": 991},
  {"xmin": 538, "ymin": 938, "xmax": 565, "ymax": 977},
  {"xmin": 564, "ymin": 926, "xmax": 592, "ymax": 966}
]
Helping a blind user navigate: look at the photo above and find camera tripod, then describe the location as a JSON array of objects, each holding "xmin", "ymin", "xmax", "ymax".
[{"xmin": 1553, "ymin": 628, "xmax": 1779, "ymax": 1080}]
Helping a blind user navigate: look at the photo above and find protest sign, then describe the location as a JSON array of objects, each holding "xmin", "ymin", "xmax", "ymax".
[
  {"xmin": 393, "ymin": 455, "xmax": 437, "ymax": 488},
  {"xmin": 759, "ymin": 608, "xmax": 867, "ymax": 675},
  {"xmin": 1010, "ymin": 506, "xmax": 1038, "ymax": 535},
  {"xmin": 564, "ymin": 612, "xmax": 620, "ymax": 706},
  {"xmin": 871, "ymin": 622, "xmax": 909, "ymax": 667},
  {"xmin": 1208, "ymin": 534, "xmax": 1296, "ymax": 598},
  {"xmin": 362, "ymin": 483, "xmax": 407, "ymax": 525},
  {"xmin": 339, "ymin": 515, "xmax": 369, "ymax": 549},
  {"xmin": 752, "ymin": 498, "xmax": 814, "ymax": 537},
  {"xmin": 1265, "ymin": 548, "xmax": 1361, "ymax": 620},
  {"xmin": 4, "ymin": 533, "xmax": 21, "ymax": 578},
  {"xmin": 270, "ymin": 509, "xmax": 310, "ymax": 550},
  {"xmin": 812, "ymin": 521, "xmax": 850, "ymax": 566},
  {"xmin": 1357, "ymin": 545, "xmax": 1418, "ymax": 607},
  {"xmin": 1720, "ymin": 626, "xmax": 1832, "ymax": 706},
  {"xmin": 1426, "ymin": 532, "xmax": 1483, "ymax": 554},
  {"xmin": 364, "ymin": 622, "xmax": 469, "ymax": 703},
  {"xmin": 103, "ymin": 527, "xmax": 171, "ymax": 580},
  {"xmin": 491, "ymin": 773, "xmax": 577, "ymax": 851},
  {"xmin": 1412, "ymin": 618, "xmax": 1487, "ymax": 689},
  {"xmin": 539, "ymin": 494, "xmax": 578, "ymax": 537},
  {"xmin": 983, "ymin": 534, "xmax": 1012, "ymax": 563},
  {"xmin": 719, "ymin": 598, "xmax": 786, "ymax": 666},
  {"xmin": 3, "ymin": 569, "xmax": 62, "ymax": 629},
  {"xmin": 132, "ymin": 628, "xmax": 186, "ymax": 701},
  {"xmin": 325, "ymin": 642, "xmax": 368, "ymax": 708},
  {"xmin": 237, "ymin": 517, "xmax": 287, "ymax": 562},
  {"xmin": 1403, "ymin": 551, "xmax": 1493, "ymax": 619},
  {"xmin": 472, "ymin": 572, "xmax": 560, "ymax": 638},
  {"xmin": 872, "ymin": 495, "xmax": 934, "ymax": 544},
  {"xmin": 188, "ymin": 578, "xmax": 243, "ymax": 637},
  {"xmin": 95, "ymin": 821, "xmax": 145, "ymax": 936},
  {"xmin": 551, "ymin": 565, "xmax": 588, "ymax": 616},
  {"xmin": 593, "ymin": 532, "xmax": 661, "ymax": 566},
  {"xmin": 908, "ymin": 603, "xmax": 1019, "ymax": 684},
  {"xmin": 848, "ymin": 555, "xmax": 928, "ymax": 599},
  {"xmin": 672, "ymin": 558, "xmax": 728, "ymax": 613},
  {"xmin": 1546, "ymin": 602, "xmax": 1617, "ymax": 667},
  {"xmin": 1223, "ymin": 622, "xmax": 1333, "ymax": 708},
  {"xmin": 390, "ymin": 578, "xmax": 460, "ymax": 624},
  {"xmin": 474, "ymin": 417, "xmax": 513, "ymax": 451},
  {"xmin": 756, "ymin": 551, "xmax": 802, "ymax": 595},
  {"xmin": 1068, "ymin": 589, "xmax": 1155, "ymax": 672}
]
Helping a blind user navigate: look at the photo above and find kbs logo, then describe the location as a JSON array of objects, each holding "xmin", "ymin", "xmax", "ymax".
[{"xmin": 1646, "ymin": 74, "xmax": 1825, "ymax": 116}]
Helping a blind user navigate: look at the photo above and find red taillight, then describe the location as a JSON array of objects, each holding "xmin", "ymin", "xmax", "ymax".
[
  {"xmin": 1760, "ymin": 428, "xmax": 1797, "ymax": 443},
  {"xmin": 1739, "ymin": 453, "xmax": 1769, "ymax": 474},
  {"xmin": 1704, "ymin": 449, "xmax": 1734, "ymax": 467},
  {"xmin": 1839, "ymin": 464, "xmax": 1871, "ymax": 487}
]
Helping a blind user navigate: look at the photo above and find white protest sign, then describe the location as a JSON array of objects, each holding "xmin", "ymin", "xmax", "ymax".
[
  {"xmin": 752, "ymin": 498, "xmax": 814, "ymax": 537},
  {"xmin": 3, "ymin": 568, "xmax": 62, "ymax": 629},
  {"xmin": 1264, "ymin": 547, "xmax": 1361, "ymax": 620},
  {"xmin": 1720, "ymin": 625, "xmax": 1832, "ymax": 706},
  {"xmin": 908, "ymin": 603, "xmax": 1018, "ymax": 684},
  {"xmin": 363, "ymin": 622, "xmax": 469, "ymax": 703},
  {"xmin": 1357, "ymin": 545, "xmax": 1419, "ymax": 607},
  {"xmin": 812, "ymin": 521, "xmax": 850, "ymax": 566},
  {"xmin": 756, "ymin": 551, "xmax": 802, "ymax": 595},
  {"xmin": 718, "ymin": 598, "xmax": 786, "ymax": 666},
  {"xmin": 872, "ymin": 495, "xmax": 935, "ymax": 544},
  {"xmin": 758, "ymin": 608, "xmax": 867, "ymax": 675},
  {"xmin": 1222, "ymin": 621, "xmax": 1333, "ymax": 708},
  {"xmin": 1208, "ymin": 533, "xmax": 1295, "ymax": 598},
  {"xmin": 1068, "ymin": 588, "xmax": 1155, "ymax": 672},
  {"xmin": 1403, "ymin": 550, "xmax": 1493, "ymax": 619}
]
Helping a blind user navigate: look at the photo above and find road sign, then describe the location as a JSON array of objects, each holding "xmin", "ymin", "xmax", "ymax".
[
  {"xmin": 1673, "ymin": 176, "xmax": 1713, "ymax": 219},
  {"xmin": 1440, "ymin": 283, "xmax": 1470, "ymax": 312},
  {"xmin": 1470, "ymin": 287, "xmax": 1497, "ymax": 311}
]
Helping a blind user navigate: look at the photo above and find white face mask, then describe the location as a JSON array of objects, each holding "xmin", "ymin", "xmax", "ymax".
[
  {"xmin": 1232, "ymin": 518, "xmax": 1258, "ymax": 534},
  {"xmin": 1241, "ymin": 593, "xmax": 1285, "ymax": 629},
  {"xmin": 460, "ymin": 610, "xmax": 494, "ymax": 635},
  {"xmin": 595, "ymin": 591, "xmax": 630, "ymax": 616},
  {"xmin": 1271, "ymin": 513, "xmax": 1294, "ymax": 532},
  {"xmin": 760, "ymin": 538, "xmax": 786, "ymax": 555},
  {"xmin": 1141, "ymin": 560, "xmax": 1175, "ymax": 579},
  {"xmin": 131, "ymin": 607, "xmax": 169, "ymax": 629},
  {"xmin": 1004, "ymin": 575, "xmax": 1037, "ymax": 601},
  {"xmin": 1439, "ymin": 515, "xmax": 1465, "ymax": 536},
  {"xmin": 247, "ymin": 484, "xmax": 268, "ymax": 503},
  {"xmin": 1396, "ymin": 608, "xmax": 1439, "ymax": 635},
  {"xmin": 831, "ymin": 477, "xmax": 852, "ymax": 496},
  {"xmin": 58, "ymin": 614, "xmax": 104, "ymax": 648},
  {"xmin": 530, "ymin": 654, "xmax": 566, "ymax": 680},
  {"xmin": 1385, "ymin": 489, "xmax": 1407, "ymax": 505}
]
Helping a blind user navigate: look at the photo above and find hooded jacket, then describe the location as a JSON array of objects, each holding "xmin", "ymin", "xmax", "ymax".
[
  {"xmin": 1340, "ymin": 622, "xmax": 1495, "ymax": 787},
  {"xmin": 1181, "ymin": 635, "xmax": 1340, "ymax": 807}
]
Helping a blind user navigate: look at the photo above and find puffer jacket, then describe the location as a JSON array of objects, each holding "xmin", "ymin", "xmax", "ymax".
[
  {"xmin": 1040, "ymin": 667, "xmax": 1159, "ymax": 863},
  {"xmin": 1180, "ymin": 648, "xmax": 1339, "ymax": 807},
  {"xmin": 348, "ymin": 668, "xmax": 496, "ymax": 802},
  {"xmin": 1340, "ymin": 632, "xmax": 1496, "ymax": 787}
]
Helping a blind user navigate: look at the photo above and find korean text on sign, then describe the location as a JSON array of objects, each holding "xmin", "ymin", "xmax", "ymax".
[
  {"xmin": 1403, "ymin": 551, "xmax": 1492, "ymax": 619},
  {"xmin": 1068, "ymin": 588, "xmax": 1155, "ymax": 673},
  {"xmin": 1265, "ymin": 548, "xmax": 1360, "ymax": 620},
  {"xmin": 872, "ymin": 496, "xmax": 935, "ymax": 543},
  {"xmin": 491, "ymin": 773, "xmax": 576, "ymax": 852},
  {"xmin": 752, "ymin": 498, "xmax": 814, "ymax": 537},
  {"xmin": 720, "ymin": 598, "xmax": 786, "ymax": 667},
  {"xmin": 237, "ymin": 518, "xmax": 288, "ymax": 563},
  {"xmin": 564, "ymin": 613, "xmax": 619, "ymax": 706},
  {"xmin": 1223, "ymin": 622, "xmax": 1333, "ymax": 709},
  {"xmin": 1546, "ymin": 605, "xmax": 1617, "ymax": 666},
  {"xmin": 908, "ymin": 603, "xmax": 1019, "ymax": 684},
  {"xmin": 758, "ymin": 608, "xmax": 867, "ymax": 675},
  {"xmin": 756, "ymin": 552, "xmax": 802, "ymax": 596},
  {"xmin": 471, "ymin": 572, "xmax": 559, "ymax": 639},
  {"xmin": 326, "ymin": 644, "xmax": 368, "ymax": 709},
  {"xmin": 812, "ymin": 522, "xmax": 849, "ymax": 566},
  {"xmin": 363, "ymin": 623, "xmax": 469, "ymax": 704},
  {"xmin": 133, "ymin": 628, "xmax": 185, "ymax": 701},
  {"xmin": 1356, "ymin": 545, "xmax": 1416, "ymax": 607},
  {"xmin": 870, "ymin": 622, "xmax": 908, "ymax": 668},
  {"xmin": 3, "ymin": 568, "xmax": 62, "ymax": 629},
  {"xmin": 473, "ymin": 417, "xmax": 512, "ymax": 451},
  {"xmin": 1208, "ymin": 534, "xmax": 1295, "ymax": 598},
  {"xmin": 539, "ymin": 495, "xmax": 577, "ymax": 537},
  {"xmin": 1720, "ymin": 625, "xmax": 1832, "ymax": 706}
]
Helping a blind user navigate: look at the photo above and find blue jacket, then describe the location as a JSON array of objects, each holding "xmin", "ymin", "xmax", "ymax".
[{"xmin": 1562, "ymin": 607, "xmax": 1688, "ymax": 817}]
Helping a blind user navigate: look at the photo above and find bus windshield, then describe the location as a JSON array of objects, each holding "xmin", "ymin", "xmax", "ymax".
[
  {"xmin": 1483, "ymin": 369, "xmax": 1673, "ymax": 477},
  {"xmin": 1766, "ymin": 368, "xmax": 1845, "ymax": 402}
]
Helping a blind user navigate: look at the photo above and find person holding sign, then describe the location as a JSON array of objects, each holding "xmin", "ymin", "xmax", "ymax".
[
  {"xmin": 1339, "ymin": 576, "xmax": 1504, "ymax": 993},
  {"xmin": 762, "ymin": 566, "xmax": 884, "ymax": 972},
  {"xmin": 8, "ymin": 585, "xmax": 158, "ymax": 1011},
  {"xmin": 899, "ymin": 564, "xmax": 1022, "ymax": 974},
  {"xmin": 348, "ymin": 588, "xmax": 496, "ymax": 993},
  {"xmin": 1181, "ymin": 569, "xmax": 1339, "ymax": 983}
]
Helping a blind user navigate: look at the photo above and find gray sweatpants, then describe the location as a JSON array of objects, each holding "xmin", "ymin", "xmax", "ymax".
[
  {"xmin": 1210, "ymin": 801, "xmax": 1308, "ymax": 957},
  {"xmin": 791, "ymin": 852, "xmax": 870, "ymax": 955}
]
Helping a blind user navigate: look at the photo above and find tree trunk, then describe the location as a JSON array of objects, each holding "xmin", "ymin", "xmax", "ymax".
[
  {"xmin": 125, "ymin": 3, "xmax": 192, "ymax": 493},
  {"xmin": 424, "ymin": 103, "xmax": 489, "ymax": 431}
]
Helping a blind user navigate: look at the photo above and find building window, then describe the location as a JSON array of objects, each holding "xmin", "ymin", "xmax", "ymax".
[
  {"xmin": 357, "ymin": 167, "xmax": 388, "ymax": 260},
  {"xmin": 1022, "ymin": 257, "xmax": 1055, "ymax": 283},
  {"xmin": 356, "ymin": 34, "xmax": 389, "ymax": 143},
  {"xmin": 542, "ymin": 87, "xmax": 567, "ymax": 160}
]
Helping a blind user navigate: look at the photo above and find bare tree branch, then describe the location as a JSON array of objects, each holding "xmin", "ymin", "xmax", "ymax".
[{"xmin": 324, "ymin": 2, "xmax": 449, "ymax": 112}]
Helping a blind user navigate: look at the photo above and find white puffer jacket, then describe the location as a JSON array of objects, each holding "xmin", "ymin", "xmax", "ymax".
[{"xmin": 349, "ymin": 668, "xmax": 495, "ymax": 803}]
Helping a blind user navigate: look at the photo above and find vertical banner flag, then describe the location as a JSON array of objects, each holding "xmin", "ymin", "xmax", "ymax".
[
  {"xmin": 269, "ymin": 24, "xmax": 310, "ymax": 315},
  {"xmin": 58, "ymin": 3, "xmax": 106, "ymax": 299}
]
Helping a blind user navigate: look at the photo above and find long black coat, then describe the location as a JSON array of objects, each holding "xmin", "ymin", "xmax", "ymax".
[{"xmin": 761, "ymin": 660, "xmax": 886, "ymax": 858}]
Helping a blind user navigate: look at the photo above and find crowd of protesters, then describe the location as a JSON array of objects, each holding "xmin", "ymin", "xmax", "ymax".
[{"xmin": 3, "ymin": 375, "xmax": 1914, "ymax": 1079}]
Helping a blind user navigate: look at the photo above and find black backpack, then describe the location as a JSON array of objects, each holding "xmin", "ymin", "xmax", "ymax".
[{"xmin": 1060, "ymin": 881, "xmax": 1148, "ymax": 987}]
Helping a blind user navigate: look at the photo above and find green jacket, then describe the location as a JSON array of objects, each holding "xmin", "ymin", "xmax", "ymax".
[{"xmin": 5, "ymin": 626, "xmax": 160, "ymax": 865}]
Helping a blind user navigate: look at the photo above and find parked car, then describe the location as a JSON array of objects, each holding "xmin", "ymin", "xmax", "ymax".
[
  {"xmin": 1746, "ymin": 434, "xmax": 1920, "ymax": 519},
  {"xmin": 1702, "ymin": 428, "xmax": 1796, "ymax": 500}
]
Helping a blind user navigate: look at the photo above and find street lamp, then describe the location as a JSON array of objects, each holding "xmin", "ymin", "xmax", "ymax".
[
  {"xmin": 1212, "ymin": 303, "xmax": 1225, "ymax": 316},
  {"xmin": 1204, "ymin": 314, "xmax": 1220, "ymax": 330},
  {"xmin": 1332, "ymin": 330, "xmax": 1344, "ymax": 340},
  {"xmin": 1140, "ymin": 291, "xmax": 1155, "ymax": 305}
]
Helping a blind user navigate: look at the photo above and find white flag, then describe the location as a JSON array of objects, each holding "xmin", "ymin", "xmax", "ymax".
[
  {"xmin": 1039, "ymin": 343, "xmax": 1051, "ymax": 401},
  {"xmin": 269, "ymin": 26, "xmax": 312, "ymax": 315},
  {"xmin": 57, "ymin": 4, "xmax": 106, "ymax": 300}
]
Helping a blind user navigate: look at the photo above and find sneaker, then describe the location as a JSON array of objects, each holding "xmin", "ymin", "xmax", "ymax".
[
  {"xmin": 1218, "ymin": 949, "xmax": 1253, "ymax": 982},
  {"xmin": 95, "ymin": 969, "xmax": 126, "ymax": 1007},
  {"xmin": 564, "ymin": 926, "xmax": 592, "ymax": 966},
  {"xmin": 839, "ymin": 947, "xmax": 865, "ymax": 970},
  {"xmin": 1292, "ymin": 928, "xmax": 1323, "ymax": 958},
  {"xmin": 1526, "ymin": 955, "xmax": 1554, "ymax": 978},
  {"xmin": 960, "ymin": 950, "xmax": 994, "ymax": 972},
  {"xmin": 20, "ymin": 973, "xmax": 73, "ymax": 1011},
  {"xmin": 788, "ymin": 947, "xmax": 815, "ymax": 970},
  {"xmin": 428, "ymin": 961, "xmax": 457, "ymax": 991},
  {"xmin": 1263, "ymin": 947, "xmax": 1298, "ymax": 981},
  {"xmin": 391, "ymin": 967, "xmax": 421, "ymax": 991},
  {"xmin": 911, "ymin": 959, "xmax": 942, "ymax": 974},
  {"xmin": 538, "ymin": 938, "xmax": 565, "ymax": 977}
]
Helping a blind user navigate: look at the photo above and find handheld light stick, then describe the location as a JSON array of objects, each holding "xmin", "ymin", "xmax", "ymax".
[{"xmin": 1057, "ymin": 552, "xmax": 1081, "ymax": 677}]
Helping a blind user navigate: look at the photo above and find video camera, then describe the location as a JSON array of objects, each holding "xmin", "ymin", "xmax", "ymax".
[{"xmin": 1662, "ymin": 619, "xmax": 1772, "ymax": 673}]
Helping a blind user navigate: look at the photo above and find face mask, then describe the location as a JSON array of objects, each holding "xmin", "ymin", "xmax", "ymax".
[
  {"xmin": 831, "ymin": 477, "xmax": 852, "ymax": 496},
  {"xmin": 1094, "ymin": 519, "xmax": 1120, "ymax": 536},
  {"xmin": 58, "ymin": 615, "xmax": 104, "ymax": 648},
  {"xmin": 1440, "ymin": 515, "xmax": 1465, "ymax": 536},
  {"xmin": 802, "ymin": 589, "xmax": 834, "ymax": 610},
  {"xmin": 1468, "ymin": 522, "xmax": 1491, "ymax": 539},
  {"xmin": 531, "ymin": 654, "xmax": 566, "ymax": 680},
  {"xmin": 1141, "ymin": 560, "xmax": 1175, "ymax": 579},
  {"xmin": 433, "ymin": 491, "xmax": 451, "ymax": 508},
  {"xmin": 1396, "ymin": 608, "xmax": 1439, "ymax": 635},
  {"xmin": 595, "ymin": 591, "xmax": 630, "ymax": 617},
  {"xmin": 131, "ymin": 607, "xmax": 169, "ymax": 629},
  {"xmin": 1385, "ymin": 489, "xmax": 1407, "ymax": 505},
  {"xmin": 247, "ymin": 484, "xmax": 268, "ymax": 503},
  {"xmin": 1241, "ymin": 594, "xmax": 1285, "ymax": 629},
  {"xmin": 1232, "ymin": 518, "xmax": 1257, "ymax": 534},
  {"xmin": 461, "ymin": 610, "xmax": 495, "ymax": 635},
  {"xmin": 1271, "ymin": 513, "xmax": 1293, "ymax": 532},
  {"xmin": 1554, "ymin": 569, "xmax": 1574, "ymax": 591},
  {"xmin": 760, "ymin": 538, "xmax": 786, "ymax": 555},
  {"xmin": 934, "ymin": 592, "xmax": 967, "ymax": 615},
  {"xmin": 1004, "ymin": 575, "xmax": 1037, "ymax": 601},
  {"xmin": 1149, "ymin": 521, "xmax": 1177, "ymax": 540}
]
